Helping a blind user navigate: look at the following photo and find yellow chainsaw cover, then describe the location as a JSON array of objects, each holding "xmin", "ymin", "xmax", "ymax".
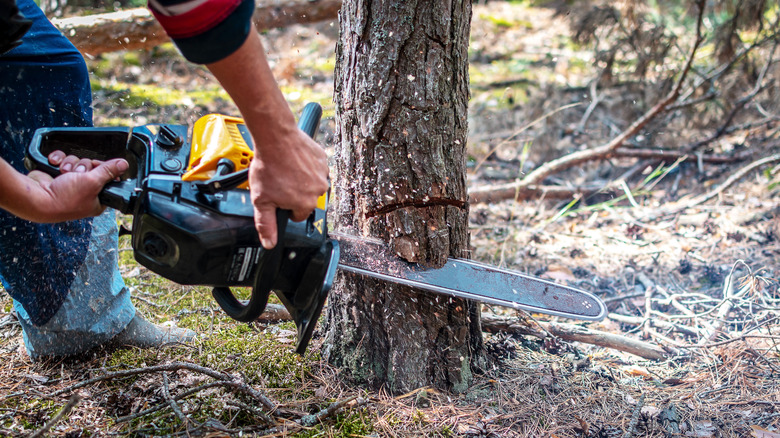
[
  {"xmin": 182, "ymin": 113, "xmax": 328, "ymax": 211},
  {"xmin": 182, "ymin": 114, "xmax": 252, "ymax": 189}
]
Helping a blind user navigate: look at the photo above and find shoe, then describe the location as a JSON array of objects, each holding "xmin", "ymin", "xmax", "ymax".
[{"xmin": 108, "ymin": 314, "xmax": 196, "ymax": 349}]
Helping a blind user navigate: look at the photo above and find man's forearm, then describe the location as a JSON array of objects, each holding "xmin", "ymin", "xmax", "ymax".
[
  {"xmin": 205, "ymin": 30, "xmax": 299, "ymax": 152},
  {"xmin": 0, "ymin": 157, "xmax": 48, "ymax": 221},
  {"xmin": 204, "ymin": 28, "xmax": 329, "ymax": 247},
  {"xmin": 0, "ymin": 155, "xmax": 128, "ymax": 223}
]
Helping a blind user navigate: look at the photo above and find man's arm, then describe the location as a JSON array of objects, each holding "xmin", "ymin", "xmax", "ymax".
[
  {"xmin": 205, "ymin": 31, "xmax": 329, "ymax": 249},
  {"xmin": 0, "ymin": 156, "xmax": 128, "ymax": 223}
]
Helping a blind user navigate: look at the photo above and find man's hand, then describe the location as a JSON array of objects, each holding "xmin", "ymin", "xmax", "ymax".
[
  {"xmin": 249, "ymin": 127, "xmax": 329, "ymax": 249},
  {"xmin": 0, "ymin": 152, "xmax": 128, "ymax": 223}
]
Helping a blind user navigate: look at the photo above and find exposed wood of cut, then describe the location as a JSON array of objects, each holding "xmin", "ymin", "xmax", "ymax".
[{"xmin": 52, "ymin": 0, "xmax": 342, "ymax": 56}]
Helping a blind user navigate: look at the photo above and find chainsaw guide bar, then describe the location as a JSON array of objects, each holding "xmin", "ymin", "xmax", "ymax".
[{"xmin": 333, "ymin": 233, "xmax": 607, "ymax": 321}]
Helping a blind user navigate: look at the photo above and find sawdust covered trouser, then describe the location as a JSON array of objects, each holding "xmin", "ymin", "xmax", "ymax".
[{"xmin": 0, "ymin": 0, "xmax": 135, "ymax": 358}]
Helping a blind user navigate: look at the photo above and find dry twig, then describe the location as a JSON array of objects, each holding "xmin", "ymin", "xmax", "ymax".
[
  {"xmin": 640, "ymin": 151, "xmax": 780, "ymax": 221},
  {"xmin": 27, "ymin": 394, "xmax": 81, "ymax": 438},
  {"xmin": 621, "ymin": 393, "xmax": 645, "ymax": 438}
]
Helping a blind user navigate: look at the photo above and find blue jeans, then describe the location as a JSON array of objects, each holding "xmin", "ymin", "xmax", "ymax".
[{"xmin": 0, "ymin": 0, "xmax": 135, "ymax": 358}]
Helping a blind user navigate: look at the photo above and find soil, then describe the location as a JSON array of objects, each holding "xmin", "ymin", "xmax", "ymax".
[{"xmin": 1, "ymin": 2, "xmax": 779, "ymax": 437}]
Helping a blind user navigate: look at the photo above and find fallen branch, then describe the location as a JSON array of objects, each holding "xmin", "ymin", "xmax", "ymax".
[
  {"xmin": 53, "ymin": 0, "xmax": 341, "ymax": 56},
  {"xmin": 115, "ymin": 381, "xmax": 228, "ymax": 423},
  {"xmin": 467, "ymin": 147, "xmax": 753, "ymax": 204},
  {"xmin": 49, "ymin": 362, "xmax": 277, "ymax": 415},
  {"xmin": 612, "ymin": 147, "xmax": 754, "ymax": 164},
  {"xmin": 698, "ymin": 264, "xmax": 752, "ymax": 344},
  {"xmin": 523, "ymin": 1, "xmax": 705, "ymax": 186},
  {"xmin": 480, "ymin": 314, "xmax": 669, "ymax": 361},
  {"xmin": 0, "ymin": 428, "xmax": 19, "ymax": 438},
  {"xmin": 609, "ymin": 312, "xmax": 702, "ymax": 338},
  {"xmin": 161, "ymin": 373, "xmax": 192, "ymax": 429},
  {"xmin": 468, "ymin": 182, "xmax": 601, "ymax": 204},
  {"xmin": 298, "ymin": 396, "xmax": 360, "ymax": 427}
]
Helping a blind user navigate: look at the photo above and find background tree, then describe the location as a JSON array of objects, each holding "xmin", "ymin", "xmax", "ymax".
[{"xmin": 323, "ymin": 0, "xmax": 483, "ymax": 393}]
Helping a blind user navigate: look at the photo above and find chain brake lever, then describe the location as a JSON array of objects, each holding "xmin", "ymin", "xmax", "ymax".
[{"xmin": 194, "ymin": 168, "xmax": 249, "ymax": 194}]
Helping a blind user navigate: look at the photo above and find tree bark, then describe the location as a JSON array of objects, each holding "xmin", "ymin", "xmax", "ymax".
[
  {"xmin": 52, "ymin": 0, "xmax": 342, "ymax": 56},
  {"xmin": 323, "ymin": 0, "xmax": 481, "ymax": 394}
]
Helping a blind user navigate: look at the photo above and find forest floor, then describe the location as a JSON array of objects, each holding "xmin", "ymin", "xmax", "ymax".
[{"xmin": 2, "ymin": 2, "xmax": 780, "ymax": 437}]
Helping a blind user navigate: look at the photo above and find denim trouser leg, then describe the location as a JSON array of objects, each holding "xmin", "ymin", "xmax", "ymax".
[
  {"xmin": 14, "ymin": 211, "xmax": 136, "ymax": 358},
  {"xmin": 1, "ymin": 0, "xmax": 135, "ymax": 357}
]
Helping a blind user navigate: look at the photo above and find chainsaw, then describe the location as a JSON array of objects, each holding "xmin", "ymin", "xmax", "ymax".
[{"xmin": 25, "ymin": 103, "xmax": 607, "ymax": 354}]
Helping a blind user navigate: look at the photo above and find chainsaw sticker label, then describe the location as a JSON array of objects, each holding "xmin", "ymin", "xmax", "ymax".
[
  {"xmin": 228, "ymin": 247, "xmax": 262, "ymax": 283},
  {"xmin": 313, "ymin": 219, "xmax": 324, "ymax": 235}
]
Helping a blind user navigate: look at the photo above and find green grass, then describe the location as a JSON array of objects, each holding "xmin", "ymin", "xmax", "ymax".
[
  {"xmin": 91, "ymin": 82, "xmax": 229, "ymax": 108},
  {"xmin": 479, "ymin": 13, "xmax": 534, "ymax": 30}
]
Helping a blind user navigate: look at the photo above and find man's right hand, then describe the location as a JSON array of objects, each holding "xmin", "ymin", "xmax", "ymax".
[
  {"xmin": 249, "ymin": 127, "xmax": 329, "ymax": 249},
  {"xmin": 205, "ymin": 29, "xmax": 330, "ymax": 250}
]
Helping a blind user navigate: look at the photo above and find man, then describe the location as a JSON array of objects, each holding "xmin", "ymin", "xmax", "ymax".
[{"xmin": 0, "ymin": 0, "xmax": 329, "ymax": 359}]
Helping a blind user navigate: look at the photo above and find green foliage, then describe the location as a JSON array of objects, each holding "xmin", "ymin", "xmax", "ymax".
[
  {"xmin": 563, "ymin": 0, "xmax": 778, "ymax": 84},
  {"xmin": 479, "ymin": 13, "xmax": 534, "ymax": 30},
  {"xmin": 0, "ymin": 398, "xmax": 57, "ymax": 430},
  {"xmin": 197, "ymin": 324, "xmax": 310, "ymax": 389},
  {"xmin": 548, "ymin": 159, "xmax": 683, "ymax": 224},
  {"xmin": 766, "ymin": 165, "xmax": 780, "ymax": 194},
  {"xmin": 281, "ymin": 86, "xmax": 336, "ymax": 120}
]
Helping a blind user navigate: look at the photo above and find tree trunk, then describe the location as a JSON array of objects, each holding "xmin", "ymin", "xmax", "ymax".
[{"xmin": 324, "ymin": 0, "xmax": 481, "ymax": 394}]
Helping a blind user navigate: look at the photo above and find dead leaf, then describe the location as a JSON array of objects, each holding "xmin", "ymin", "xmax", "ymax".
[
  {"xmin": 641, "ymin": 406, "xmax": 660, "ymax": 417},
  {"xmin": 276, "ymin": 329, "xmax": 297, "ymax": 344},
  {"xmin": 690, "ymin": 420, "xmax": 716, "ymax": 437},
  {"xmin": 541, "ymin": 264, "xmax": 576, "ymax": 283},
  {"xmin": 314, "ymin": 386, "xmax": 329, "ymax": 398},
  {"xmin": 623, "ymin": 365, "xmax": 651, "ymax": 378},
  {"xmin": 24, "ymin": 373, "xmax": 48, "ymax": 384}
]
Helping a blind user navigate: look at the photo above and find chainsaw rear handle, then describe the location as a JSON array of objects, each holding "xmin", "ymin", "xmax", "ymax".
[
  {"xmin": 211, "ymin": 102, "xmax": 323, "ymax": 322},
  {"xmin": 25, "ymin": 128, "xmax": 140, "ymax": 213}
]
